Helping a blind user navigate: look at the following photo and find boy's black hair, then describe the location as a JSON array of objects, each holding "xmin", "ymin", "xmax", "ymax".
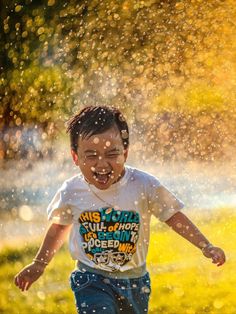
[{"xmin": 66, "ymin": 106, "xmax": 129, "ymax": 152}]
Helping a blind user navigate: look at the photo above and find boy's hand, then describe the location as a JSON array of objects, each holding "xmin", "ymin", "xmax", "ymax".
[
  {"xmin": 202, "ymin": 245, "xmax": 226, "ymax": 266},
  {"xmin": 14, "ymin": 261, "xmax": 46, "ymax": 291},
  {"xmin": 14, "ymin": 223, "xmax": 70, "ymax": 292}
]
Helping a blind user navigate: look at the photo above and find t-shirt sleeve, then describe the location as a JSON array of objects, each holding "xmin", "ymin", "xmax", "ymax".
[
  {"xmin": 147, "ymin": 176, "xmax": 184, "ymax": 222},
  {"xmin": 47, "ymin": 182, "xmax": 73, "ymax": 225}
]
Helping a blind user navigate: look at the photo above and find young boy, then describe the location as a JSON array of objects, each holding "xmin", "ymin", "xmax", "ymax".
[{"xmin": 14, "ymin": 106, "xmax": 225, "ymax": 314}]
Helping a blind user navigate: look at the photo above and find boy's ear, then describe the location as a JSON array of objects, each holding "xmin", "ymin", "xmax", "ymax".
[
  {"xmin": 124, "ymin": 148, "xmax": 129, "ymax": 161},
  {"xmin": 71, "ymin": 149, "xmax": 79, "ymax": 166}
]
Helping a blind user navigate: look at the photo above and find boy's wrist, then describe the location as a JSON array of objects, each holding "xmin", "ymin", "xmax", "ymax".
[
  {"xmin": 33, "ymin": 258, "xmax": 49, "ymax": 268},
  {"xmin": 200, "ymin": 242, "xmax": 213, "ymax": 252}
]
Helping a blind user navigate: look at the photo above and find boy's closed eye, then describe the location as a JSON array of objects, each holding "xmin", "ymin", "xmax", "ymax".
[
  {"xmin": 106, "ymin": 148, "xmax": 123, "ymax": 156},
  {"xmin": 84, "ymin": 148, "xmax": 122, "ymax": 159},
  {"xmin": 86, "ymin": 154, "xmax": 98, "ymax": 159},
  {"xmin": 106, "ymin": 153, "xmax": 121, "ymax": 158},
  {"xmin": 85, "ymin": 153, "xmax": 120, "ymax": 160}
]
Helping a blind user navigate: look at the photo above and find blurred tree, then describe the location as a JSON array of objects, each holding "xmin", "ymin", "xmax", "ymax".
[
  {"xmin": 0, "ymin": 0, "xmax": 235, "ymax": 162},
  {"xmin": 0, "ymin": 0, "xmax": 75, "ymax": 161}
]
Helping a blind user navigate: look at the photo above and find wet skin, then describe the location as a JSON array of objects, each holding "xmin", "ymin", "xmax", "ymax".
[{"xmin": 71, "ymin": 126, "xmax": 128, "ymax": 190}]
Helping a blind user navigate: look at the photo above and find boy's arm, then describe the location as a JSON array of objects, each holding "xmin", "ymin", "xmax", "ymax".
[
  {"xmin": 165, "ymin": 211, "xmax": 226, "ymax": 266},
  {"xmin": 14, "ymin": 222, "xmax": 71, "ymax": 292}
]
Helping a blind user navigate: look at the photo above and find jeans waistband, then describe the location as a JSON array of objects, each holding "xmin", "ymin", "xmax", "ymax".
[{"xmin": 76, "ymin": 261, "xmax": 147, "ymax": 279}]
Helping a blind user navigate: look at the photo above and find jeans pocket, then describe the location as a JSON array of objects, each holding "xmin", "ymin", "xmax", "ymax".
[
  {"xmin": 140, "ymin": 273, "xmax": 151, "ymax": 298},
  {"xmin": 70, "ymin": 271, "xmax": 92, "ymax": 292}
]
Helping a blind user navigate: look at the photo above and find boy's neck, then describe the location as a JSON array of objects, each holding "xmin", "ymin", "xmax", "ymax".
[{"xmin": 113, "ymin": 167, "xmax": 126, "ymax": 184}]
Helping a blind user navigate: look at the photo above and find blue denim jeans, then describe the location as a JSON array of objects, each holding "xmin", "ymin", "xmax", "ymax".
[{"xmin": 70, "ymin": 270, "xmax": 151, "ymax": 314}]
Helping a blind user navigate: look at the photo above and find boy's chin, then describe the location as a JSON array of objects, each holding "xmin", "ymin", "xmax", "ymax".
[{"xmin": 92, "ymin": 179, "xmax": 113, "ymax": 190}]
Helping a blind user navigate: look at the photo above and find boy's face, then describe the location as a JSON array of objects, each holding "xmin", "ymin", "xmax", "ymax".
[{"xmin": 71, "ymin": 126, "xmax": 128, "ymax": 190}]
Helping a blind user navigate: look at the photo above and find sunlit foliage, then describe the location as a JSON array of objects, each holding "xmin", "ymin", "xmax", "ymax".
[{"xmin": 1, "ymin": 0, "xmax": 236, "ymax": 161}]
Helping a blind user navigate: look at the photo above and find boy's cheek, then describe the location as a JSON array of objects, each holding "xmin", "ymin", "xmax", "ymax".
[{"xmin": 116, "ymin": 155, "xmax": 125, "ymax": 164}]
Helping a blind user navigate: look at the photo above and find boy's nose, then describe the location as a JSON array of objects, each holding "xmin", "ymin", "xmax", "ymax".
[{"xmin": 96, "ymin": 156, "xmax": 110, "ymax": 168}]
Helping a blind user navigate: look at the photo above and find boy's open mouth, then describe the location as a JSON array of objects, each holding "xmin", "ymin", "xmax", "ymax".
[{"xmin": 93, "ymin": 171, "xmax": 112, "ymax": 184}]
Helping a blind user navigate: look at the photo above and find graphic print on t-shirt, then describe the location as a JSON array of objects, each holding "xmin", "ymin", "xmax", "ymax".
[{"xmin": 79, "ymin": 207, "xmax": 140, "ymax": 271}]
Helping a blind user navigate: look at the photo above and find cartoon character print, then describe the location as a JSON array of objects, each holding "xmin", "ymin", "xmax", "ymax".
[{"xmin": 79, "ymin": 207, "xmax": 140, "ymax": 271}]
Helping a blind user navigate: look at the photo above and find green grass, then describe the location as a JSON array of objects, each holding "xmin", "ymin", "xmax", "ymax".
[{"xmin": 1, "ymin": 208, "xmax": 235, "ymax": 314}]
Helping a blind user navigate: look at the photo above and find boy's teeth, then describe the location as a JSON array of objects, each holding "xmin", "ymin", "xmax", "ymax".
[
  {"xmin": 93, "ymin": 170, "xmax": 112, "ymax": 184},
  {"xmin": 96, "ymin": 173, "xmax": 109, "ymax": 184}
]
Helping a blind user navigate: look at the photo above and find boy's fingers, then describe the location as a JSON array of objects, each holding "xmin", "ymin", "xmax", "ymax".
[
  {"xmin": 19, "ymin": 280, "xmax": 25, "ymax": 291},
  {"xmin": 16, "ymin": 277, "xmax": 24, "ymax": 290},
  {"xmin": 217, "ymin": 259, "xmax": 224, "ymax": 266},
  {"xmin": 212, "ymin": 254, "xmax": 220, "ymax": 261},
  {"xmin": 212, "ymin": 252, "xmax": 225, "ymax": 266},
  {"xmin": 15, "ymin": 275, "xmax": 23, "ymax": 289},
  {"xmin": 17, "ymin": 276, "xmax": 27, "ymax": 291},
  {"xmin": 25, "ymin": 281, "xmax": 32, "ymax": 291},
  {"xmin": 14, "ymin": 273, "xmax": 25, "ymax": 287},
  {"xmin": 21, "ymin": 280, "xmax": 28, "ymax": 292},
  {"xmin": 23, "ymin": 281, "xmax": 30, "ymax": 291},
  {"xmin": 219, "ymin": 255, "xmax": 226, "ymax": 265}
]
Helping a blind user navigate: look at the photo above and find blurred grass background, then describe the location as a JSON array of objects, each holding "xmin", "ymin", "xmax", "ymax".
[{"xmin": 1, "ymin": 208, "xmax": 235, "ymax": 314}]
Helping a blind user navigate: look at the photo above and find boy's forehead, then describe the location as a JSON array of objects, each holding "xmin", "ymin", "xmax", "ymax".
[{"xmin": 78, "ymin": 128, "xmax": 123, "ymax": 147}]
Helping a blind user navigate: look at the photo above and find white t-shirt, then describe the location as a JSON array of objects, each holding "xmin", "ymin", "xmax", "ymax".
[{"xmin": 47, "ymin": 165, "xmax": 184, "ymax": 274}]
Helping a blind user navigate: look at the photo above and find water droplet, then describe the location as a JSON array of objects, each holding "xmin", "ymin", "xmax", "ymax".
[
  {"xmin": 15, "ymin": 5, "xmax": 22, "ymax": 12},
  {"xmin": 213, "ymin": 299, "xmax": 224, "ymax": 309},
  {"xmin": 37, "ymin": 291, "xmax": 45, "ymax": 300},
  {"xmin": 48, "ymin": 0, "xmax": 55, "ymax": 6},
  {"xmin": 19, "ymin": 205, "xmax": 33, "ymax": 221},
  {"xmin": 93, "ymin": 137, "xmax": 99, "ymax": 144}
]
